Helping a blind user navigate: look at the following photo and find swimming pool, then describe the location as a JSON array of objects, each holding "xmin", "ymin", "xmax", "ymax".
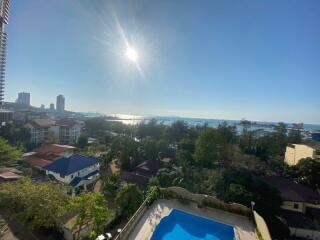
[{"xmin": 151, "ymin": 209, "xmax": 235, "ymax": 240}]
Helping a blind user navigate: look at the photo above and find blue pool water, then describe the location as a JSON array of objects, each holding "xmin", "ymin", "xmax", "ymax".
[{"xmin": 151, "ymin": 209, "xmax": 235, "ymax": 240}]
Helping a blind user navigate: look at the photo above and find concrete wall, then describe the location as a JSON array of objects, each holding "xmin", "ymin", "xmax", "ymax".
[
  {"xmin": 285, "ymin": 144, "xmax": 315, "ymax": 166},
  {"xmin": 282, "ymin": 201, "xmax": 305, "ymax": 213},
  {"xmin": 290, "ymin": 227, "xmax": 320, "ymax": 240},
  {"xmin": 253, "ymin": 211, "xmax": 272, "ymax": 240},
  {"xmin": 167, "ymin": 186, "xmax": 251, "ymax": 216}
]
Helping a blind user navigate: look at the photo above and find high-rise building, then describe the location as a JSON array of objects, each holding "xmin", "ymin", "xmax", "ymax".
[
  {"xmin": 0, "ymin": 0, "xmax": 9, "ymax": 107},
  {"xmin": 16, "ymin": 92, "xmax": 30, "ymax": 106},
  {"xmin": 50, "ymin": 103, "xmax": 55, "ymax": 111},
  {"xmin": 56, "ymin": 94, "xmax": 65, "ymax": 112}
]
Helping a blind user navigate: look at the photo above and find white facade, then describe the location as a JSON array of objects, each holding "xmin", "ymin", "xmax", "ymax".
[
  {"xmin": 26, "ymin": 122, "xmax": 81, "ymax": 145},
  {"xmin": 46, "ymin": 163, "xmax": 99, "ymax": 185}
]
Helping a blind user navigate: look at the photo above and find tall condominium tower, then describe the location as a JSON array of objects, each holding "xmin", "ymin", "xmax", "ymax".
[
  {"xmin": 56, "ymin": 94, "xmax": 65, "ymax": 112},
  {"xmin": 0, "ymin": 0, "xmax": 9, "ymax": 107},
  {"xmin": 17, "ymin": 92, "xmax": 31, "ymax": 106}
]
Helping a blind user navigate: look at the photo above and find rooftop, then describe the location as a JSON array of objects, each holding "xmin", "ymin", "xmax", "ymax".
[
  {"xmin": 26, "ymin": 118, "xmax": 56, "ymax": 128},
  {"xmin": 34, "ymin": 144, "xmax": 75, "ymax": 155},
  {"xmin": 288, "ymin": 142, "xmax": 320, "ymax": 150},
  {"xmin": 55, "ymin": 118, "xmax": 79, "ymax": 127},
  {"xmin": 0, "ymin": 168, "xmax": 22, "ymax": 180},
  {"xmin": 263, "ymin": 176, "xmax": 320, "ymax": 204},
  {"xmin": 25, "ymin": 156, "xmax": 52, "ymax": 168},
  {"xmin": 44, "ymin": 154, "xmax": 99, "ymax": 175},
  {"xmin": 281, "ymin": 209, "xmax": 319, "ymax": 230}
]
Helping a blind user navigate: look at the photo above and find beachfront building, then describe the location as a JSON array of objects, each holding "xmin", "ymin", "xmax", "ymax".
[
  {"xmin": 284, "ymin": 143, "xmax": 320, "ymax": 166},
  {"xmin": 44, "ymin": 154, "xmax": 100, "ymax": 196},
  {"xmin": 55, "ymin": 118, "xmax": 81, "ymax": 144},
  {"xmin": 25, "ymin": 118, "xmax": 82, "ymax": 145},
  {"xmin": 25, "ymin": 119, "xmax": 56, "ymax": 144}
]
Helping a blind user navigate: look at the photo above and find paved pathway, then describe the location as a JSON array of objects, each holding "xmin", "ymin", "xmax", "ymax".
[{"xmin": 128, "ymin": 199, "xmax": 257, "ymax": 240}]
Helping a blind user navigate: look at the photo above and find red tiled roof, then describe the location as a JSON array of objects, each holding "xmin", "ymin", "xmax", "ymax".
[
  {"xmin": 55, "ymin": 118, "xmax": 78, "ymax": 127},
  {"xmin": 26, "ymin": 157, "xmax": 52, "ymax": 168},
  {"xmin": 29, "ymin": 119, "xmax": 56, "ymax": 128},
  {"xmin": 0, "ymin": 172, "xmax": 22, "ymax": 180},
  {"xmin": 34, "ymin": 144, "xmax": 75, "ymax": 155},
  {"xmin": 0, "ymin": 168, "xmax": 22, "ymax": 174},
  {"xmin": 0, "ymin": 168, "xmax": 22, "ymax": 181}
]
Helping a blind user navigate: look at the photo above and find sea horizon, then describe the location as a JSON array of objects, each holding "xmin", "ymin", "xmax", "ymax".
[{"xmin": 97, "ymin": 113, "xmax": 320, "ymax": 131}]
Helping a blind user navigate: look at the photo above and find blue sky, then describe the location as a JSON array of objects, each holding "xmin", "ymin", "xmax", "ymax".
[{"xmin": 6, "ymin": 0, "xmax": 320, "ymax": 123}]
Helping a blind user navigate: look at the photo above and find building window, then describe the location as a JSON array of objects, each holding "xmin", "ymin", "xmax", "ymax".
[{"xmin": 294, "ymin": 203, "xmax": 299, "ymax": 209}]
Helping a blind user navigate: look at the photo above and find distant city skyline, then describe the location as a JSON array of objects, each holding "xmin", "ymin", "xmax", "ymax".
[{"xmin": 5, "ymin": 0, "xmax": 320, "ymax": 124}]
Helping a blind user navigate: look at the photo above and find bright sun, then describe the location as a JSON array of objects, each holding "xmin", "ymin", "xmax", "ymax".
[{"xmin": 126, "ymin": 47, "xmax": 138, "ymax": 62}]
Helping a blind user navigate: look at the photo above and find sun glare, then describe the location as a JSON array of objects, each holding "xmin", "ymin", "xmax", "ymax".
[{"xmin": 126, "ymin": 47, "xmax": 138, "ymax": 62}]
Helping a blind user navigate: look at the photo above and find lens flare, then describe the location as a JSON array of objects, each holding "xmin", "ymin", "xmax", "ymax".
[{"xmin": 126, "ymin": 47, "xmax": 138, "ymax": 62}]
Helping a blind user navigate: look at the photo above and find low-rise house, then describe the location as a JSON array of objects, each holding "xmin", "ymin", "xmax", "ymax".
[
  {"xmin": 44, "ymin": 154, "xmax": 100, "ymax": 196},
  {"xmin": 284, "ymin": 143, "xmax": 320, "ymax": 166},
  {"xmin": 0, "ymin": 168, "xmax": 22, "ymax": 182},
  {"xmin": 264, "ymin": 176, "xmax": 320, "ymax": 239},
  {"xmin": 120, "ymin": 159, "xmax": 160, "ymax": 188},
  {"xmin": 23, "ymin": 144, "xmax": 75, "ymax": 170}
]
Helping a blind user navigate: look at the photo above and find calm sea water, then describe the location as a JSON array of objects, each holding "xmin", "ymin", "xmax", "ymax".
[{"xmin": 108, "ymin": 114, "xmax": 320, "ymax": 132}]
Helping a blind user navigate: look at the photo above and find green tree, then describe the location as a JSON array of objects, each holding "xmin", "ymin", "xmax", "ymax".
[
  {"xmin": 68, "ymin": 192, "xmax": 111, "ymax": 240},
  {"xmin": 287, "ymin": 129, "xmax": 302, "ymax": 144},
  {"xmin": 295, "ymin": 158, "xmax": 320, "ymax": 187},
  {"xmin": 0, "ymin": 137, "xmax": 22, "ymax": 166},
  {"xmin": 167, "ymin": 121, "xmax": 189, "ymax": 142},
  {"xmin": 136, "ymin": 119, "xmax": 165, "ymax": 140},
  {"xmin": 214, "ymin": 169, "xmax": 282, "ymax": 216},
  {"xmin": 103, "ymin": 174, "xmax": 119, "ymax": 196},
  {"xmin": 115, "ymin": 184, "xmax": 143, "ymax": 218},
  {"xmin": 0, "ymin": 178, "xmax": 69, "ymax": 229},
  {"xmin": 42, "ymin": 130, "xmax": 57, "ymax": 145},
  {"xmin": 194, "ymin": 128, "xmax": 231, "ymax": 168},
  {"xmin": 0, "ymin": 123, "xmax": 31, "ymax": 147},
  {"xmin": 146, "ymin": 186, "xmax": 160, "ymax": 205},
  {"xmin": 77, "ymin": 135, "xmax": 88, "ymax": 149}
]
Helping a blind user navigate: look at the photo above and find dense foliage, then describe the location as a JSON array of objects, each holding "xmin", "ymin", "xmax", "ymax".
[
  {"xmin": 115, "ymin": 184, "xmax": 143, "ymax": 218},
  {"xmin": 68, "ymin": 192, "xmax": 111, "ymax": 240},
  {"xmin": 0, "ymin": 137, "xmax": 22, "ymax": 166},
  {"xmin": 0, "ymin": 178, "xmax": 69, "ymax": 229}
]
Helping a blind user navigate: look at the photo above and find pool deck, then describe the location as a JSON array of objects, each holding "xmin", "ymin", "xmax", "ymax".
[{"xmin": 128, "ymin": 199, "xmax": 257, "ymax": 240}]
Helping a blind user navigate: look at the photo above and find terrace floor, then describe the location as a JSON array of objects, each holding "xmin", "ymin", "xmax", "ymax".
[{"xmin": 128, "ymin": 199, "xmax": 257, "ymax": 240}]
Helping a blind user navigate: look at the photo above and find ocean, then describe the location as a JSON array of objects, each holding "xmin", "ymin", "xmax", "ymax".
[{"xmin": 107, "ymin": 114, "xmax": 320, "ymax": 132}]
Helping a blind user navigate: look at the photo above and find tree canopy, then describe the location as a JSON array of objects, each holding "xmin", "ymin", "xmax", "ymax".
[
  {"xmin": 0, "ymin": 137, "xmax": 22, "ymax": 166},
  {"xmin": 115, "ymin": 184, "xmax": 143, "ymax": 218},
  {"xmin": 0, "ymin": 178, "xmax": 69, "ymax": 229},
  {"xmin": 68, "ymin": 192, "xmax": 111, "ymax": 240}
]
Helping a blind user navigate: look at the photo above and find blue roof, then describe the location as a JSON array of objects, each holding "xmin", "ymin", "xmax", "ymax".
[{"xmin": 44, "ymin": 154, "xmax": 99, "ymax": 175}]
